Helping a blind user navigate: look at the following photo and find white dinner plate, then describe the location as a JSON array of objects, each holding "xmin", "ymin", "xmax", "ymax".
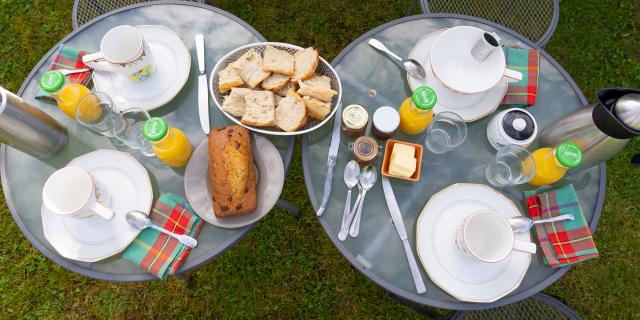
[
  {"xmin": 407, "ymin": 29, "xmax": 508, "ymax": 122},
  {"xmin": 184, "ymin": 134, "xmax": 284, "ymax": 228},
  {"xmin": 92, "ymin": 25, "xmax": 191, "ymax": 111},
  {"xmin": 416, "ymin": 183, "xmax": 532, "ymax": 303},
  {"xmin": 42, "ymin": 149, "xmax": 153, "ymax": 262}
]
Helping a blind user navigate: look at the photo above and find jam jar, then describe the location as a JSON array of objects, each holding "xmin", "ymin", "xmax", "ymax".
[
  {"xmin": 372, "ymin": 106, "xmax": 400, "ymax": 140},
  {"xmin": 353, "ymin": 136, "xmax": 378, "ymax": 164},
  {"xmin": 341, "ymin": 104, "xmax": 369, "ymax": 138}
]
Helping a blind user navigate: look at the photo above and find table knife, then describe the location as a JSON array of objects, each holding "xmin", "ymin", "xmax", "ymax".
[
  {"xmin": 381, "ymin": 176, "xmax": 427, "ymax": 294},
  {"xmin": 195, "ymin": 34, "xmax": 210, "ymax": 134},
  {"xmin": 316, "ymin": 103, "xmax": 342, "ymax": 216}
]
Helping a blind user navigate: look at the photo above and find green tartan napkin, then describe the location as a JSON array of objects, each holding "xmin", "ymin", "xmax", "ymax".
[
  {"xmin": 524, "ymin": 185, "xmax": 599, "ymax": 268},
  {"xmin": 35, "ymin": 45, "xmax": 93, "ymax": 104},
  {"xmin": 500, "ymin": 47, "xmax": 540, "ymax": 107},
  {"xmin": 123, "ymin": 193, "xmax": 203, "ymax": 279}
]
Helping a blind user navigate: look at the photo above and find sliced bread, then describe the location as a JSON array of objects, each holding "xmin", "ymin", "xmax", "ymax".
[
  {"xmin": 262, "ymin": 46, "xmax": 295, "ymax": 76},
  {"xmin": 297, "ymin": 75, "xmax": 337, "ymax": 102},
  {"xmin": 275, "ymin": 94, "xmax": 307, "ymax": 132},
  {"xmin": 275, "ymin": 81, "xmax": 297, "ymax": 97},
  {"xmin": 302, "ymin": 96, "xmax": 331, "ymax": 120},
  {"xmin": 218, "ymin": 65, "xmax": 244, "ymax": 93},
  {"xmin": 241, "ymin": 90, "xmax": 275, "ymax": 127},
  {"xmin": 261, "ymin": 73, "xmax": 290, "ymax": 92},
  {"xmin": 221, "ymin": 87, "xmax": 253, "ymax": 117},
  {"xmin": 232, "ymin": 49, "xmax": 271, "ymax": 88},
  {"xmin": 292, "ymin": 47, "xmax": 319, "ymax": 83}
]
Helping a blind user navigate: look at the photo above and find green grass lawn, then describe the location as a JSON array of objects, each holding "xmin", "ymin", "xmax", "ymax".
[{"xmin": 0, "ymin": 0, "xmax": 639, "ymax": 318}]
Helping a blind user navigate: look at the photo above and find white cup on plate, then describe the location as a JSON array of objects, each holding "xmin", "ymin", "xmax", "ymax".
[
  {"xmin": 456, "ymin": 210, "xmax": 536, "ymax": 263},
  {"xmin": 42, "ymin": 166, "xmax": 115, "ymax": 220},
  {"xmin": 82, "ymin": 25, "xmax": 156, "ymax": 83}
]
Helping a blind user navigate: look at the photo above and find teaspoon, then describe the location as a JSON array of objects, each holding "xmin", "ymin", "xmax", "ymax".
[
  {"xmin": 126, "ymin": 210, "xmax": 198, "ymax": 248},
  {"xmin": 368, "ymin": 39, "xmax": 427, "ymax": 79}
]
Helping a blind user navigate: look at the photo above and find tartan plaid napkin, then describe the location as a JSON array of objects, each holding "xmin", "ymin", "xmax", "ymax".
[
  {"xmin": 35, "ymin": 45, "xmax": 93, "ymax": 104},
  {"xmin": 123, "ymin": 193, "xmax": 203, "ymax": 279},
  {"xmin": 524, "ymin": 185, "xmax": 599, "ymax": 268},
  {"xmin": 500, "ymin": 47, "xmax": 540, "ymax": 107}
]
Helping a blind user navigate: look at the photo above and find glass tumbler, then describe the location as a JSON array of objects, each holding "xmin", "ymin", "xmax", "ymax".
[
  {"xmin": 485, "ymin": 145, "xmax": 536, "ymax": 187},
  {"xmin": 74, "ymin": 91, "xmax": 117, "ymax": 137},
  {"xmin": 113, "ymin": 107, "xmax": 154, "ymax": 157},
  {"xmin": 424, "ymin": 111, "xmax": 467, "ymax": 154}
]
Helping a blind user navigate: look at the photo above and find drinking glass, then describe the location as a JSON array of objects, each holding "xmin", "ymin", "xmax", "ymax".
[
  {"xmin": 113, "ymin": 107, "xmax": 154, "ymax": 157},
  {"xmin": 485, "ymin": 145, "xmax": 536, "ymax": 187},
  {"xmin": 424, "ymin": 111, "xmax": 467, "ymax": 154},
  {"xmin": 75, "ymin": 91, "xmax": 117, "ymax": 137}
]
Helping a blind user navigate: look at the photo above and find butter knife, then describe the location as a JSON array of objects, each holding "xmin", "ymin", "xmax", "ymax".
[
  {"xmin": 316, "ymin": 103, "xmax": 342, "ymax": 216},
  {"xmin": 381, "ymin": 176, "xmax": 426, "ymax": 294},
  {"xmin": 195, "ymin": 34, "xmax": 210, "ymax": 134}
]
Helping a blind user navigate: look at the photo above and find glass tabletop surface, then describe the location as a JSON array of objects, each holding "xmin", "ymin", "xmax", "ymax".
[
  {"xmin": 303, "ymin": 16, "xmax": 602, "ymax": 308},
  {"xmin": 3, "ymin": 3, "xmax": 293, "ymax": 280}
]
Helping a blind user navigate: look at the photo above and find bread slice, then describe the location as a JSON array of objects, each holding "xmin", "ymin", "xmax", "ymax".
[
  {"xmin": 218, "ymin": 65, "xmax": 244, "ymax": 93},
  {"xmin": 275, "ymin": 81, "xmax": 297, "ymax": 97},
  {"xmin": 221, "ymin": 87, "xmax": 253, "ymax": 117},
  {"xmin": 297, "ymin": 75, "xmax": 337, "ymax": 102},
  {"xmin": 274, "ymin": 94, "xmax": 283, "ymax": 105},
  {"xmin": 232, "ymin": 49, "xmax": 271, "ymax": 88},
  {"xmin": 275, "ymin": 94, "xmax": 307, "ymax": 132},
  {"xmin": 262, "ymin": 46, "xmax": 294, "ymax": 76},
  {"xmin": 292, "ymin": 47, "xmax": 319, "ymax": 83},
  {"xmin": 261, "ymin": 73, "xmax": 290, "ymax": 92},
  {"xmin": 302, "ymin": 96, "xmax": 331, "ymax": 120},
  {"xmin": 241, "ymin": 90, "xmax": 275, "ymax": 126}
]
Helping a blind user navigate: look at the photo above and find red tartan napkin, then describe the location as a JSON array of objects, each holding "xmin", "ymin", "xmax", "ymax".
[
  {"xmin": 500, "ymin": 47, "xmax": 540, "ymax": 107},
  {"xmin": 35, "ymin": 45, "xmax": 93, "ymax": 104}
]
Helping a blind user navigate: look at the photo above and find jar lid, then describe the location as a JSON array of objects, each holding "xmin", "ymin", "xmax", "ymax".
[
  {"xmin": 411, "ymin": 86, "xmax": 437, "ymax": 110},
  {"xmin": 343, "ymin": 104, "xmax": 369, "ymax": 129},
  {"xmin": 354, "ymin": 136, "xmax": 378, "ymax": 161},
  {"xmin": 373, "ymin": 106, "xmax": 400, "ymax": 133},
  {"xmin": 555, "ymin": 142, "xmax": 583, "ymax": 168},
  {"xmin": 39, "ymin": 70, "xmax": 65, "ymax": 93},
  {"xmin": 142, "ymin": 117, "xmax": 168, "ymax": 141},
  {"xmin": 501, "ymin": 108, "xmax": 536, "ymax": 142}
]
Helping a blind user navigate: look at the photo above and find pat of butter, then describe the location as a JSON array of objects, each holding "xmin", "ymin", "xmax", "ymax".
[{"xmin": 388, "ymin": 144, "xmax": 416, "ymax": 178}]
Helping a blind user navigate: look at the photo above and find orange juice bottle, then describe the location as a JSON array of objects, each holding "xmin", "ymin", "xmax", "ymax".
[
  {"xmin": 142, "ymin": 117, "xmax": 192, "ymax": 167},
  {"xmin": 39, "ymin": 70, "xmax": 93, "ymax": 118},
  {"xmin": 398, "ymin": 86, "xmax": 437, "ymax": 135},
  {"xmin": 528, "ymin": 142, "xmax": 583, "ymax": 187}
]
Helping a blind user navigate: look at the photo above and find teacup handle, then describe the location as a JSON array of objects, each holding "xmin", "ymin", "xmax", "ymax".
[
  {"xmin": 82, "ymin": 52, "xmax": 115, "ymax": 72},
  {"xmin": 503, "ymin": 68, "xmax": 523, "ymax": 82},
  {"xmin": 88, "ymin": 201, "xmax": 115, "ymax": 220},
  {"xmin": 513, "ymin": 239, "xmax": 537, "ymax": 254}
]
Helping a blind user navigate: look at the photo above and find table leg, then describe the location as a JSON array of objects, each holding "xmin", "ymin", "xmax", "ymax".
[{"xmin": 276, "ymin": 198, "xmax": 300, "ymax": 219}]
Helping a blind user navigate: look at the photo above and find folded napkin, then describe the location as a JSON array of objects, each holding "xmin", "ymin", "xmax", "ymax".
[
  {"xmin": 500, "ymin": 47, "xmax": 540, "ymax": 107},
  {"xmin": 123, "ymin": 193, "xmax": 203, "ymax": 279},
  {"xmin": 524, "ymin": 184, "xmax": 599, "ymax": 268},
  {"xmin": 35, "ymin": 45, "xmax": 93, "ymax": 104}
]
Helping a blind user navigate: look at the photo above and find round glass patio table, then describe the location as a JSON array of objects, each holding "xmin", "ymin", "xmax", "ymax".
[
  {"xmin": 302, "ymin": 14, "xmax": 605, "ymax": 310},
  {"xmin": 0, "ymin": 1, "xmax": 295, "ymax": 281}
]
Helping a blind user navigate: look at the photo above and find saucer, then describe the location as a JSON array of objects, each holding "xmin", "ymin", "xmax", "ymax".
[
  {"xmin": 41, "ymin": 150, "xmax": 153, "ymax": 262},
  {"xmin": 184, "ymin": 134, "xmax": 284, "ymax": 228},
  {"xmin": 407, "ymin": 29, "xmax": 507, "ymax": 122},
  {"xmin": 416, "ymin": 183, "xmax": 532, "ymax": 303},
  {"xmin": 92, "ymin": 25, "xmax": 191, "ymax": 111}
]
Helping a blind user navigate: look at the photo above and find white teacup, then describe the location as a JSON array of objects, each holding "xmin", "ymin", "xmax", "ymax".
[
  {"xmin": 42, "ymin": 166, "xmax": 115, "ymax": 220},
  {"xmin": 83, "ymin": 25, "xmax": 156, "ymax": 83},
  {"xmin": 456, "ymin": 210, "xmax": 536, "ymax": 263},
  {"xmin": 430, "ymin": 26, "xmax": 522, "ymax": 95}
]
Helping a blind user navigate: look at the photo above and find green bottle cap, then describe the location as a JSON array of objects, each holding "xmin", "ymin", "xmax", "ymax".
[
  {"xmin": 411, "ymin": 86, "xmax": 437, "ymax": 110},
  {"xmin": 142, "ymin": 117, "xmax": 169, "ymax": 142},
  {"xmin": 39, "ymin": 70, "xmax": 65, "ymax": 93},
  {"xmin": 555, "ymin": 142, "xmax": 583, "ymax": 168}
]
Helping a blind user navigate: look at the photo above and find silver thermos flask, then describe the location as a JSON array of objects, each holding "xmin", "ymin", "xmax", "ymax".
[
  {"xmin": 0, "ymin": 86, "xmax": 68, "ymax": 159},
  {"xmin": 540, "ymin": 88, "xmax": 640, "ymax": 169}
]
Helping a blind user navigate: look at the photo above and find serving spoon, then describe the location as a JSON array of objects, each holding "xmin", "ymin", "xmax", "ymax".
[
  {"xmin": 126, "ymin": 211, "xmax": 198, "ymax": 248},
  {"xmin": 368, "ymin": 39, "xmax": 426, "ymax": 79}
]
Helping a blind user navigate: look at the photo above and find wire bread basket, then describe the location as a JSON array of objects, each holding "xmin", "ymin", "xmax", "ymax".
[{"xmin": 209, "ymin": 42, "xmax": 342, "ymax": 136}]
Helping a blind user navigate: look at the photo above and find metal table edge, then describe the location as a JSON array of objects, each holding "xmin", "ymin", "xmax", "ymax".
[
  {"xmin": 301, "ymin": 13, "xmax": 606, "ymax": 310},
  {"xmin": 2, "ymin": 0, "xmax": 276, "ymax": 281}
]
